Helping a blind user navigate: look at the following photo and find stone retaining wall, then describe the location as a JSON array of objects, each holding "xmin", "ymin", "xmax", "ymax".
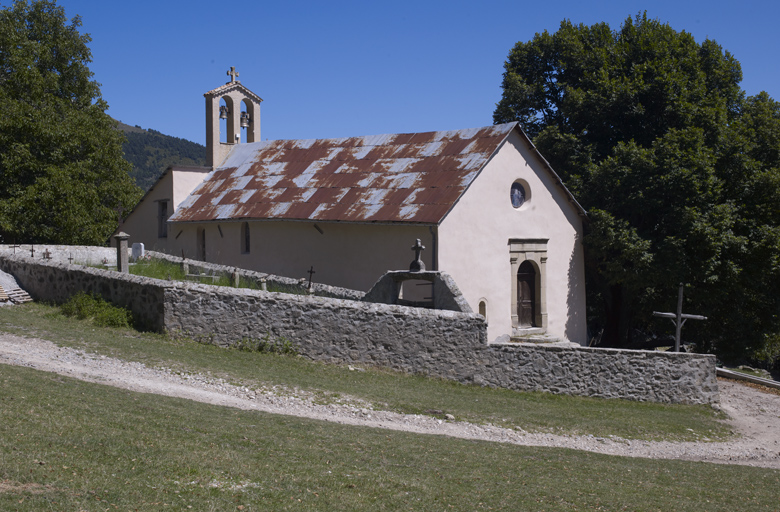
[
  {"xmin": 0, "ymin": 254, "xmax": 166, "ymax": 332},
  {"xmin": 0, "ymin": 249, "xmax": 719, "ymax": 404},
  {"xmin": 483, "ymin": 342, "xmax": 718, "ymax": 404}
]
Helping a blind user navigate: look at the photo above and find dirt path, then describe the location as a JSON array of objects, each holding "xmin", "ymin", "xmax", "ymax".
[{"xmin": 1, "ymin": 333, "xmax": 779, "ymax": 469}]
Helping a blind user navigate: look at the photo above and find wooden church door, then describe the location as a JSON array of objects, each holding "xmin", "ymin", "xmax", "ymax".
[{"xmin": 517, "ymin": 261, "xmax": 535, "ymax": 327}]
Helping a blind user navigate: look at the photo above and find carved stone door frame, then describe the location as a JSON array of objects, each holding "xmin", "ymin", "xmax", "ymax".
[{"xmin": 509, "ymin": 239, "xmax": 548, "ymax": 333}]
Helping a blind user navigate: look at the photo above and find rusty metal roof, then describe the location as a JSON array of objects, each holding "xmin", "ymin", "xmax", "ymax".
[{"xmin": 169, "ymin": 122, "xmax": 532, "ymax": 225}]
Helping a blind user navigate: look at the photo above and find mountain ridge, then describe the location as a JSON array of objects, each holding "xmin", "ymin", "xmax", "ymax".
[{"xmin": 115, "ymin": 120, "xmax": 206, "ymax": 191}]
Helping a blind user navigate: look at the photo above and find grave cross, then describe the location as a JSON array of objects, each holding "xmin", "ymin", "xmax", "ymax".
[
  {"xmin": 652, "ymin": 283, "xmax": 707, "ymax": 352},
  {"xmin": 307, "ymin": 266, "xmax": 316, "ymax": 289},
  {"xmin": 10, "ymin": 244, "xmax": 20, "ymax": 255},
  {"xmin": 409, "ymin": 239, "xmax": 426, "ymax": 272},
  {"xmin": 42, "ymin": 248, "xmax": 52, "ymax": 260},
  {"xmin": 227, "ymin": 66, "xmax": 239, "ymax": 83},
  {"xmin": 30, "ymin": 245, "xmax": 34, "ymax": 258},
  {"xmin": 68, "ymin": 253, "xmax": 74, "ymax": 264}
]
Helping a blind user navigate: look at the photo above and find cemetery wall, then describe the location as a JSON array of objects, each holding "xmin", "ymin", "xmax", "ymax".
[
  {"xmin": 0, "ymin": 249, "xmax": 718, "ymax": 405},
  {"xmin": 164, "ymin": 283, "xmax": 718, "ymax": 404},
  {"xmin": 0, "ymin": 254, "xmax": 166, "ymax": 331},
  {"xmin": 145, "ymin": 250, "xmax": 364, "ymax": 301},
  {"xmin": 0, "ymin": 244, "xmax": 118, "ymax": 266}
]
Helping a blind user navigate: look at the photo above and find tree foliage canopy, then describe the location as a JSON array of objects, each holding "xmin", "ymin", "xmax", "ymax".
[
  {"xmin": 0, "ymin": 0, "xmax": 141, "ymax": 245},
  {"xmin": 495, "ymin": 13, "xmax": 780, "ymax": 364}
]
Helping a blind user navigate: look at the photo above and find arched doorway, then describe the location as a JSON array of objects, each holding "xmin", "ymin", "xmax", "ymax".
[{"xmin": 517, "ymin": 260, "xmax": 536, "ymax": 327}]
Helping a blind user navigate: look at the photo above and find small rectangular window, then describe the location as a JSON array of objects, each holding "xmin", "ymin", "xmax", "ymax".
[{"xmin": 158, "ymin": 200, "xmax": 169, "ymax": 238}]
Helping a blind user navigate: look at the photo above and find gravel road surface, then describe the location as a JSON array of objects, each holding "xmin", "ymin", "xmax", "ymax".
[{"xmin": 1, "ymin": 333, "xmax": 778, "ymax": 469}]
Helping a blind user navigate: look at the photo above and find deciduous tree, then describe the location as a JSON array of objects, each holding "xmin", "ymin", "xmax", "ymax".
[
  {"xmin": 495, "ymin": 13, "xmax": 780, "ymax": 365},
  {"xmin": 0, "ymin": 0, "xmax": 141, "ymax": 245}
]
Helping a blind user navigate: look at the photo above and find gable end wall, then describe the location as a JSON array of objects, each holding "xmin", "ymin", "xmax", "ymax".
[{"xmin": 438, "ymin": 130, "xmax": 587, "ymax": 343}]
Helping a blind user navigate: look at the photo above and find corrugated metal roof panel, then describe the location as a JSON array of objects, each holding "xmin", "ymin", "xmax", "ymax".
[{"xmin": 170, "ymin": 122, "xmax": 519, "ymax": 224}]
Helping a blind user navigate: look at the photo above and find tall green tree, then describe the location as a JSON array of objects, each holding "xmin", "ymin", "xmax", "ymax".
[
  {"xmin": 495, "ymin": 13, "xmax": 780, "ymax": 364},
  {"xmin": 0, "ymin": 0, "xmax": 141, "ymax": 245}
]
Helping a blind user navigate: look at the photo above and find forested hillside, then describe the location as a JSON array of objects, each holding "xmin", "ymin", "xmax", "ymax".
[{"xmin": 116, "ymin": 121, "xmax": 206, "ymax": 191}]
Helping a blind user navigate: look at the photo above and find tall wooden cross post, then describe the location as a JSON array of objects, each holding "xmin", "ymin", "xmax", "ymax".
[{"xmin": 652, "ymin": 283, "xmax": 707, "ymax": 352}]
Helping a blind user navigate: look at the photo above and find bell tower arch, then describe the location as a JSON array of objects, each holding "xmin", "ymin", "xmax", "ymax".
[{"xmin": 204, "ymin": 67, "xmax": 263, "ymax": 168}]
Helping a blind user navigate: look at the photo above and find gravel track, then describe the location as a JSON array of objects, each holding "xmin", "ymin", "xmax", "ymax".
[{"xmin": 1, "ymin": 333, "xmax": 778, "ymax": 469}]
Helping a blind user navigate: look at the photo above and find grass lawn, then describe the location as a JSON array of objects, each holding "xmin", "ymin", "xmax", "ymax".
[
  {"xmin": 128, "ymin": 257, "xmax": 307, "ymax": 294},
  {"xmin": 0, "ymin": 303, "xmax": 731, "ymax": 442},
  {"xmin": 1, "ymin": 364, "xmax": 779, "ymax": 511}
]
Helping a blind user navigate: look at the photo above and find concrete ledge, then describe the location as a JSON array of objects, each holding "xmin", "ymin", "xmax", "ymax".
[{"xmin": 717, "ymin": 368, "xmax": 780, "ymax": 390}]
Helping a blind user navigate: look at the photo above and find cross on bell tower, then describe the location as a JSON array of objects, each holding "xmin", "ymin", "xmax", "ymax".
[{"xmin": 204, "ymin": 67, "xmax": 263, "ymax": 168}]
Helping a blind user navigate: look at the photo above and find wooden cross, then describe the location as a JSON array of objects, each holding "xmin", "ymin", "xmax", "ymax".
[
  {"xmin": 29, "ymin": 245, "xmax": 34, "ymax": 258},
  {"xmin": 227, "ymin": 67, "xmax": 239, "ymax": 83},
  {"xmin": 10, "ymin": 243, "xmax": 20, "ymax": 255},
  {"xmin": 653, "ymin": 283, "xmax": 707, "ymax": 352},
  {"xmin": 307, "ymin": 266, "xmax": 316, "ymax": 289},
  {"xmin": 409, "ymin": 239, "xmax": 426, "ymax": 272}
]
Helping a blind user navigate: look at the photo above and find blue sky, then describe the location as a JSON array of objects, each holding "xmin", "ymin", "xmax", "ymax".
[{"xmin": 52, "ymin": 0, "xmax": 780, "ymax": 145}]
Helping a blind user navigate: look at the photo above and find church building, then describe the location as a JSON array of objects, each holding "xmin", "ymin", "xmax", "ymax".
[{"xmin": 120, "ymin": 71, "xmax": 588, "ymax": 344}]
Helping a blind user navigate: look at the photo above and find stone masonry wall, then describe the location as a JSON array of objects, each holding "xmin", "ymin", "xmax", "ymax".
[
  {"xmin": 0, "ymin": 250, "xmax": 718, "ymax": 404},
  {"xmin": 0, "ymin": 254, "xmax": 166, "ymax": 332},
  {"xmin": 164, "ymin": 282, "xmax": 718, "ymax": 405}
]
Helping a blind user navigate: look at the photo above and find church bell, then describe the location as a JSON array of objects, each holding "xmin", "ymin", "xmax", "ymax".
[{"xmin": 240, "ymin": 111, "xmax": 250, "ymax": 128}]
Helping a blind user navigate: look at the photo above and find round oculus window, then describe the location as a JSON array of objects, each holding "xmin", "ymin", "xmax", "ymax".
[{"xmin": 510, "ymin": 182, "xmax": 526, "ymax": 208}]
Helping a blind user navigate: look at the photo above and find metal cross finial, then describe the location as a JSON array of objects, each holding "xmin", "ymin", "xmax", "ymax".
[
  {"xmin": 227, "ymin": 66, "xmax": 239, "ymax": 83},
  {"xmin": 409, "ymin": 239, "xmax": 426, "ymax": 272},
  {"xmin": 307, "ymin": 266, "xmax": 316, "ymax": 289}
]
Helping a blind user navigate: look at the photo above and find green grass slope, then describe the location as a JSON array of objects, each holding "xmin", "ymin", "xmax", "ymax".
[{"xmin": 1, "ymin": 303, "xmax": 777, "ymax": 510}]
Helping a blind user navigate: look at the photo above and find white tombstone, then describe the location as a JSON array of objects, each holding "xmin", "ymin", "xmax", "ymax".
[{"xmin": 131, "ymin": 242, "xmax": 145, "ymax": 262}]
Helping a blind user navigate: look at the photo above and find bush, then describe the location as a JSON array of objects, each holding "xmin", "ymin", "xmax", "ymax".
[
  {"xmin": 233, "ymin": 333, "xmax": 298, "ymax": 355},
  {"xmin": 60, "ymin": 292, "xmax": 133, "ymax": 328},
  {"xmin": 750, "ymin": 334, "xmax": 780, "ymax": 374}
]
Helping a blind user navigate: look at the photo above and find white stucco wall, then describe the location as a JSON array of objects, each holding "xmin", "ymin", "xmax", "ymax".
[
  {"xmin": 119, "ymin": 167, "xmax": 209, "ymax": 253},
  {"xmin": 437, "ymin": 130, "xmax": 587, "ymax": 344},
  {"xmin": 164, "ymin": 221, "xmax": 434, "ymax": 292}
]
